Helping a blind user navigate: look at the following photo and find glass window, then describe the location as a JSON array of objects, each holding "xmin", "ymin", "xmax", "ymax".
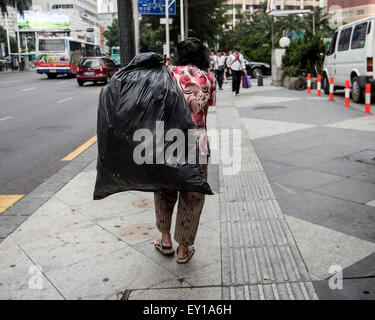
[
  {"xmin": 327, "ymin": 32, "xmax": 338, "ymax": 56},
  {"xmin": 38, "ymin": 39, "xmax": 65, "ymax": 52},
  {"xmin": 351, "ymin": 23, "xmax": 367, "ymax": 49},
  {"xmin": 104, "ymin": 59, "xmax": 116, "ymax": 67},
  {"xmin": 338, "ymin": 27, "xmax": 352, "ymax": 51},
  {"xmin": 79, "ymin": 58, "xmax": 102, "ymax": 67}
]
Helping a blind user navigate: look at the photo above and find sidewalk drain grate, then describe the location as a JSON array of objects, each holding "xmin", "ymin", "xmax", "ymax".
[
  {"xmin": 132, "ymin": 198, "xmax": 154, "ymax": 208},
  {"xmin": 117, "ymin": 289, "xmax": 131, "ymax": 300},
  {"xmin": 254, "ymin": 106, "xmax": 287, "ymax": 110}
]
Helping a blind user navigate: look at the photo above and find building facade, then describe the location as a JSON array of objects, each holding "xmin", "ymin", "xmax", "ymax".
[
  {"xmin": 30, "ymin": 0, "xmax": 100, "ymax": 42},
  {"xmin": 224, "ymin": 0, "xmax": 328, "ymax": 29},
  {"xmin": 328, "ymin": 0, "xmax": 375, "ymax": 23}
]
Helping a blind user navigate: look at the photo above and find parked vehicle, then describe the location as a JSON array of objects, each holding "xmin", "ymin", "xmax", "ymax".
[
  {"xmin": 111, "ymin": 47, "xmax": 120, "ymax": 65},
  {"xmin": 76, "ymin": 57, "xmax": 119, "ymax": 86},
  {"xmin": 36, "ymin": 37, "xmax": 101, "ymax": 79},
  {"xmin": 323, "ymin": 16, "xmax": 375, "ymax": 102},
  {"xmin": 244, "ymin": 59, "xmax": 271, "ymax": 78}
]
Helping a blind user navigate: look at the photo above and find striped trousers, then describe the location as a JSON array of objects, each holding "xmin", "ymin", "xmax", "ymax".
[{"xmin": 154, "ymin": 165, "xmax": 207, "ymax": 246}]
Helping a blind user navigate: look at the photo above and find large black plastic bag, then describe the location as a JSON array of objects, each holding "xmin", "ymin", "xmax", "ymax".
[{"xmin": 93, "ymin": 53, "xmax": 213, "ymax": 200}]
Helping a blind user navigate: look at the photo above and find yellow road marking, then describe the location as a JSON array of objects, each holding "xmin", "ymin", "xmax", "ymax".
[
  {"xmin": 0, "ymin": 78, "xmax": 35, "ymax": 85},
  {"xmin": 0, "ymin": 195, "xmax": 24, "ymax": 214},
  {"xmin": 85, "ymin": 87, "xmax": 102, "ymax": 94},
  {"xmin": 62, "ymin": 135, "xmax": 97, "ymax": 161}
]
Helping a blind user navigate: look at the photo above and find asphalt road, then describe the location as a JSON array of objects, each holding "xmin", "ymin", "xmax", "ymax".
[{"xmin": 0, "ymin": 71, "xmax": 102, "ymax": 195}]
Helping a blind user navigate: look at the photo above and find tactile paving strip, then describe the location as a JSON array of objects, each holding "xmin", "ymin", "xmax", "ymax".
[{"xmin": 216, "ymin": 104, "xmax": 318, "ymax": 300}]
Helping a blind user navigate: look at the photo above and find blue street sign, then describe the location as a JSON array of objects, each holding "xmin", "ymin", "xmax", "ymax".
[{"xmin": 138, "ymin": 0, "xmax": 176, "ymax": 16}]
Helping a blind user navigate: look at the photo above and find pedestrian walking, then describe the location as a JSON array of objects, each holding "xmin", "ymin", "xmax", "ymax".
[
  {"xmin": 20, "ymin": 58, "xmax": 25, "ymax": 71},
  {"xmin": 214, "ymin": 50, "xmax": 226, "ymax": 90},
  {"xmin": 209, "ymin": 50, "xmax": 215, "ymax": 73},
  {"xmin": 154, "ymin": 37, "xmax": 216, "ymax": 264},
  {"xmin": 227, "ymin": 47, "xmax": 247, "ymax": 96}
]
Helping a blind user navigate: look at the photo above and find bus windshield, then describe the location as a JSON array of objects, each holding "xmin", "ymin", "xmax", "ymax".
[
  {"xmin": 112, "ymin": 47, "xmax": 120, "ymax": 55},
  {"xmin": 38, "ymin": 39, "xmax": 65, "ymax": 52}
]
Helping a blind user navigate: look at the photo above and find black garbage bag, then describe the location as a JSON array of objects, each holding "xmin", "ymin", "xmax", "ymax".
[{"xmin": 93, "ymin": 52, "xmax": 213, "ymax": 200}]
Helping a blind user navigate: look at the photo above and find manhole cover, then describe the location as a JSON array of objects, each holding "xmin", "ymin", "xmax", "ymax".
[
  {"xmin": 254, "ymin": 106, "xmax": 287, "ymax": 110},
  {"xmin": 119, "ymin": 223, "xmax": 157, "ymax": 241},
  {"xmin": 131, "ymin": 198, "xmax": 154, "ymax": 208}
]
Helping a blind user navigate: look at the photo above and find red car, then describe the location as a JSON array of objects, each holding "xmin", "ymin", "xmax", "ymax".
[{"xmin": 77, "ymin": 57, "xmax": 119, "ymax": 86}]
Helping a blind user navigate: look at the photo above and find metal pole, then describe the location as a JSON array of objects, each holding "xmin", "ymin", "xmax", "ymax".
[
  {"xmin": 15, "ymin": 3, "xmax": 21, "ymax": 65},
  {"xmin": 133, "ymin": 0, "xmax": 140, "ymax": 54},
  {"xmin": 166, "ymin": 0, "xmax": 170, "ymax": 57},
  {"xmin": 232, "ymin": 0, "xmax": 236, "ymax": 29},
  {"xmin": 313, "ymin": 12, "xmax": 316, "ymax": 35},
  {"xmin": 180, "ymin": 0, "xmax": 185, "ymax": 41},
  {"xmin": 5, "ymin": 14, "xmax": 11, "ymax": 55}
]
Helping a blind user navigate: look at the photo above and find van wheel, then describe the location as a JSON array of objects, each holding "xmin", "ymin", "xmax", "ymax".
[
  {"xmin": 78, "ymin": 80, "xmax": 84, "ymax": 86},
  {"xmin": 351, "ymin": 76, "xmax": 364, "ymax": 103},
  {"xmin": 323, "ymin": 74, "xmax": 330, "ymax": 95}
]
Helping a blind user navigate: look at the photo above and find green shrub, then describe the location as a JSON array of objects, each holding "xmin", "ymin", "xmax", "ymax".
[{"xmin": 282, "ymin": 34, "xmax": 325, "ymax": 78}]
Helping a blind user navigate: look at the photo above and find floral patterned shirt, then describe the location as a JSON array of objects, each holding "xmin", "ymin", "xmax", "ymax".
[{"xmin": 169, "ymin": 64, "xmax": 216, "ymax": 156}]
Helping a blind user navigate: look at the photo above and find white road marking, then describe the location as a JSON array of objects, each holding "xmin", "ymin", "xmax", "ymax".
[
  {"xmin": 273, "ymin": 182, "xmax": 297, "ymax": 195},
  {"xmin": 0, "ymin": 116, "xmax": 13, "ymax": 122},
  {"xmin": 57, "ymin": 97, "xmax": 74, "ymax": 104},
  {"xmin": 21, "ymin": 87, "xmax": 36, "ymax": 92}
]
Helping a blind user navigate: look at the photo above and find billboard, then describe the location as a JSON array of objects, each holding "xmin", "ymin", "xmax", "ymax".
[{"xmin": 18, "ymin": 11, "xmax": 71, "ymax": 31}]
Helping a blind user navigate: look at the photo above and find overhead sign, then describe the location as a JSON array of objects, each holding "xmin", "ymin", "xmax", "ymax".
[
  {"xmin": 138, "ymin": 0, "xmax": 176, "ymax": 16},
  {"xmin": 18, "ymin": 11, "xmax": 70, "ymax": 31}
]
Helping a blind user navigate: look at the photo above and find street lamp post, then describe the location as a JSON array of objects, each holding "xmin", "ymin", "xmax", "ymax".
[
  {"xmin": 5, "ymin": 14, "xmax": 11, "ymax": 56},
  {"xmin": 166, "ymin": 0, "xmax": 170, "ymax": 57},
  {"xmin": 180, "ymin": 0, "xmax": 184, "ymax": 41}
]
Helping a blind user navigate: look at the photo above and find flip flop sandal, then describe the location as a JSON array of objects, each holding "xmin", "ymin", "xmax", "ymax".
[
  {"xmin": 176, "ymin": 246, "xmax": 195, "ymax": 264},
  {"xmin": 153, "ymin": 239, "xmax": 175, "ymax": 256}
]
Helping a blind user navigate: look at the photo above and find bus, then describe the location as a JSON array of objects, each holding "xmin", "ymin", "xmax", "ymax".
[
  {"xmin": 111, "ymin": 47, "xmax": 120, "ymax": 65},
  {"xmin": 36, "ymin": 37, "xmax": 101, "ymax": 78}
]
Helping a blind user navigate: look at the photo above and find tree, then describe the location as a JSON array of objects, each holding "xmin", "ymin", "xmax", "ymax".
[
  {"xmin": 219, "ymin": 2, "xmax": 333, "ymax": 65},
  {"xmin": 0, "ymin": 0, "xmax": 28, "ymax": 15},
  {"xmin": 139, "ymin": 0, "xmax": 227, "ymax": 55},
  {"xmin": 139, "ymin": 22, "xmax": 164, "ymax": 54},
  {"xmin": 117, "ymin": 0, "xmax": 135, "ymax": 66},
  {"xmin": 103, "ymin": 19, "xmax": 119, "ymax": 49}
]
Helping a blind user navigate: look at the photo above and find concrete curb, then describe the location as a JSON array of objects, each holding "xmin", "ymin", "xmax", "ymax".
[{"xmin": 0, "ymin": 143, "xmax": 97, "ymax": 242}]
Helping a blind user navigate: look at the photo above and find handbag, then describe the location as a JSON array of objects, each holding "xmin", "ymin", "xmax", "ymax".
[
  {"xmin": 218, "ymin": 65, "xmax": 226, "ymax": 71},
  {"xmin": 246, "ymin": 74, "xmax": 252, "ymax": 88},
  {"xmin": 242, "ymin": 74, "xmax": 252, "ymax": 89}
]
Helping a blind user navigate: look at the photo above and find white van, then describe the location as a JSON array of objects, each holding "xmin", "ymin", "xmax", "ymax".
[{"xmin": 323, "ymin": 17, "xmax": 375, "ymax": 102}]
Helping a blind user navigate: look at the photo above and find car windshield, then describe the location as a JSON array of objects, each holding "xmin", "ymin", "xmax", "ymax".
[{"xmin": 80, "ymin": 58, "xmax": 102, "ymax": 67}]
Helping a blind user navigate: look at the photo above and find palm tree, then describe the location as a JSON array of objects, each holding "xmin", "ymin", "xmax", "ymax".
[
  {"xmin": 117, "ymin": 0, "xmax": 135, "ymax": 66},
  {"xmin": 0, "ymin": 0, "xmax": 28, "ymax": 15}
]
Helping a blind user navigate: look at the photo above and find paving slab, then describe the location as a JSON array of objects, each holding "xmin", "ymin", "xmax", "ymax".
[
  {"xmin": 0, "ymin": 241, "xmax": 63, "ymax": 300},
  {"xmin": 270, "ymin": 168, "xmax": 345, "ymax": 191},
  {"xmin": 285, "ymin": 215, "xmax": 375, "ymax": 279},
  {"xmin": 313, "ymin": 278, "xmax": 375, "ymax": 300},
  {"xmin": 128, "ymin": 286, "xmax": 222, "ymax": 300},
  {"xmin": 314, "ymin": 178, "xmax": 375, "ymax": 204},
  {"xmin": 341, "ymin": 252, "xmax": 375, "ymax": 278},
  {"xmin": 310, "ymin": 158, "xmax": 373, "ymax": 178}
]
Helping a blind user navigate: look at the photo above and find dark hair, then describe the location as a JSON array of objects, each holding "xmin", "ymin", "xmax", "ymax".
[
  {"xmin": 234, "ymin": 47, "xmax": 241, "ymax": 51},
  {"xmin": 174, "ymin": 37, "xmax": 210, "ymax": 70}
]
